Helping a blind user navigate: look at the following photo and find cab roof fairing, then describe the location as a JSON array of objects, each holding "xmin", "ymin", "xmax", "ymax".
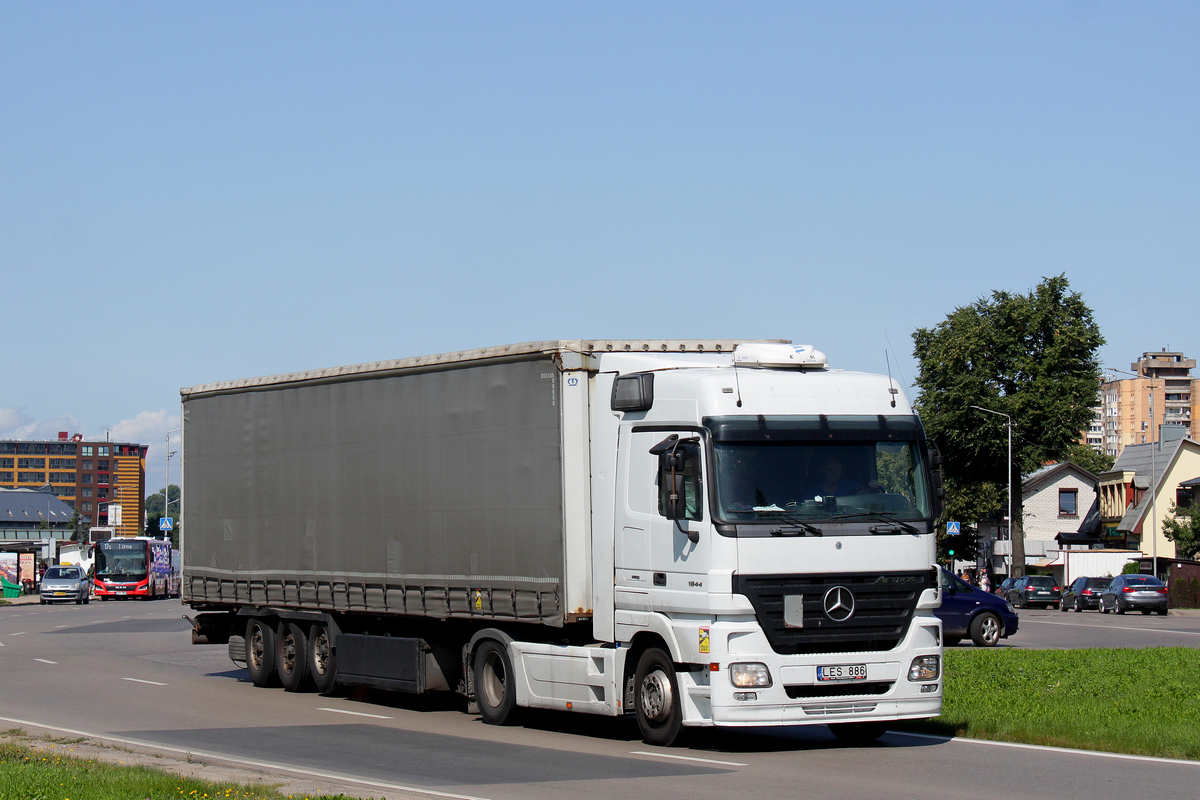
[{"xmin": 630, "ymin": 367, "xmax": 914, "ymax": 424}]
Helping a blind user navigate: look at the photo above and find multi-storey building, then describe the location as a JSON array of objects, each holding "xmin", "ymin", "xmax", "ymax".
[
  {"xmin": 1087, "ymin": 350, "xmax": 1200, "ymax": 459},
  {"xmin": 0, "ymin": 433, "xmax": 147, "ymax": 537}
]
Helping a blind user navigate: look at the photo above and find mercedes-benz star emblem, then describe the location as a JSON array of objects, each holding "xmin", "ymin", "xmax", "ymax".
[{"xmin": 823, "ymin": 586, "xmax": 855, "ymax": 622}]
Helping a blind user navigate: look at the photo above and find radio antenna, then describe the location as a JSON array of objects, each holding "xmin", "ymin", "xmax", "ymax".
[{"xmin": 885, "ymin": 350, "xmax": 897, "ymax": 408}]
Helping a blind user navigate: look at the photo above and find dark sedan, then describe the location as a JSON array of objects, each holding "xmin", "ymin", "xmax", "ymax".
[
  {"xmin": 1005, "ymin": 575, "xmax": 1061, "ymax": 609},
  {"xmin": 1059, "ymin": 576, "xmax": 1112, "ymax": 612},
  {"xmin": 937, "ymin": 568, "xmax": 1019, "ymax": 647},
  {"xmin": 1100, "ymin": 574, "xmax": 1169, "ymax": 615}
]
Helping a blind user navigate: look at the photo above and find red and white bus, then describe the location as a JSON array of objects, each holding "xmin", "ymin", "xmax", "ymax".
[{"xmin": 93, "ymin": 537, "xmax": 180, "ymax": 600}]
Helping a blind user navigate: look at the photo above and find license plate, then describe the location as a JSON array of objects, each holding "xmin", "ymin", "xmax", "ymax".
[
  {"xmin": 53, "ymin": 591, "xmax": 66, "ymax": 596},
  {"xmin": 817, "ymin": 664, "xmax": 867, "ymax": 682},
  {"xmin": 116, "ymin": 591, "xmax": 127, "ymax": 595}
]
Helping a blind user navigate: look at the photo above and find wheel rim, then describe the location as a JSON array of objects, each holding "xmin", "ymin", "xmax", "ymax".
[
  {"xmin": 981, "ymin": 615, "xmax": 1000, "ymax": 645},
  {"xmin": 480, "ymin": 650, "xmax": 507, "ymax": 709},
  {"xmin": 311, "ymin": 629, "xmax": 330, "ymax": 676},
  {"xmin": 280, "ymin": 631, "xmax": 297, "ymax": 674},
  {"xmin": 249, "ymin": 625, "xmax": 265, "ymax": 671},
  {"xmin": 640, "ymin": 668, "xmax": 674, "ymax": 723}
]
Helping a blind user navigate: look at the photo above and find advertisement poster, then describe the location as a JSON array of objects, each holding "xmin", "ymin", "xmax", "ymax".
[
  {"xmin": 19, "ymin": 553, "xmax": 35, "ymax": 584},
  {"xmin": 0, "ymin": 553, "xmax": 16, "ymax": 585}
]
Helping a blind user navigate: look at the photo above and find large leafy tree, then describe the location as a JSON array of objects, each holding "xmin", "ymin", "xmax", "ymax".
[
  {"xmin": 1162, "ymin": 500, "xmax": 1200, "ymax": 561},
  {"xmin": 912, "ymin": 275, "xmax": 1104, "ymax": 577}
]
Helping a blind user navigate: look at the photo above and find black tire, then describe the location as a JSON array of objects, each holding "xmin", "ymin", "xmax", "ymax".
[
  {"xmin": 1059, "ymin": 599, "xmax": 1068, "ymax": 612},
  {"xmin": 970, "ymin": 612, "xmax": 1002, "ymax": 647},
  {"xmin": 276, "ymin": 622, "xmax": 311, "ymax": 692},
  {"xmin": 1099, "ymin": 598, "xmax": 1109, "ymax": 614},
  {"xmin": 829, "ymin": 721, "xmax": 888, "ymax": 744},
  {"xmin": 475, "ymin": 640, "xmax": 518, "ymax": 726},
  {"xmin": 1074, "ymin": 598, "xmax": 1083, "ymax": 612},
  {"xmin": 83, "ymin": 596, "xmax": 89, "ymax": 605},
  {"xmin": 1158, "ymin": 609, "xmax": 1169, "ymax": 616},
  {"xmin": 39, "ymin": 598, "xmax": 46, "ymax": 605},
  {"xmin": 634, "ymin": 648, "xmax": 683, "ymax": 746},
  {"xmin": 307, "ymin": 623, "xmax": 341, "ymax": 696},
  {"xmin": 1115, "ymin": 599, "xmax": 1126, "ymax": 615},
  {"xmin": 246, "ymin": 618, "xmax": 280, "ymax": 687},
  {"xmin": 943, "ymin": 636, "xmax": 962, "ymax": 647}
]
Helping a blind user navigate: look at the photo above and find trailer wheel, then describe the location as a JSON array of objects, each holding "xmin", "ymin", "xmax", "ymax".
[
  {"xmin": 246, "ymin": 618, "xmax": 280, "ymax": 687},
  {"xmin": 308, "ymin": 623, "xmax": 340, "ymax": 696},
  {"xmin": 474, "ymin": 640, "xmax": 518, "ymax": 725},
  {"xmin": 277, "ymin": 622, "xmax": 311, "ymax": 692},
  {"xmin": 633, "ymin": 648, "xmax": 683, "ymax": 746}
]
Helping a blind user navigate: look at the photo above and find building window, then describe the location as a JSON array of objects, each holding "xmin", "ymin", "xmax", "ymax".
[
  {"xmin": 98, "ymin": 446, "xmax": 110, "ymax": 456},
  {"xmin": 48, "ymin": 472, "xmax": 74, "ymax": 483},
  {"xmin": 98, "ymin": 474, "xmax": 109, "ymax": 485},
  {"xmin": 17, "ymin": 458, "xmax": 46, "ymax": 469},
  {"xmin": 48, "ymin": 458, "xmax": 76, "ymax": 469},
  {"xmin": 81, "ymin": 460, "xmax": 93, "ymax": 470},
  {"xmin": 1059, "ymin": 489, "xmax": 1078, "ymax": 516},
  {"xmin": 82, "ymin": 488, "xmax": 93, "ymax": 498},
  {"xmin": 17, "ymin": 472, "xmax": 45, "ymax": 483},
  {"xmin": 1178, "ymin": 487, "xmax": 1195, "ymax": 507},
  {"xmin": 97, "ymin": 487, "xmax": 109, "ymax": 498},
  {"xmin": 17, "ymin": 444, "xmax": 48, "ymax": 455},
  {"xmin": 0, "ymin": 471, "xmax": 12, "ymax": 482},
  {"xmin": 81, "ymin": 502, "xmax": 93, "ymax": 512},
  {"xmin": 81, "ymin": 474, "xmax": 92, "ymax": 484},
  {"xmin": 82, "ymin": 446, "xmax": 93, "ymax": 457},
  {"xmin": 0, "ymin": 444, "xmax": 14, "ymax": 455},
  {"xmin": 97, "ymin": 459, "xmax": 109, "ymax": 471},
  {"xmin": 0, "ymin": 458, "xmax": 11, "ymax": 468}
]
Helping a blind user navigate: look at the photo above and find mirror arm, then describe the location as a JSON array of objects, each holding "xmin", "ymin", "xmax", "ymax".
[{"xmin": 676, "ymin": 520, "xmax": 700, "ymax": 544}]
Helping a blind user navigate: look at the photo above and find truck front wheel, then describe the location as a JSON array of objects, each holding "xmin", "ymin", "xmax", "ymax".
[
  {"xmin": 634, "ymin": 648, "xmax": 683, "ymax": 746},
  {"xmin": 246, "ymin": 618, "xmax": 279, "ymax": 687},
  {"xmin": 277, "ymin": 622, "xmax": 311, "ymax": 692},
  {"xmin": 475, "ymin": 640, "xmax": 518, "ymax": 725},
  {"xmin": 307, "ymin": 623, "xmax": 340, "ymax": 696}
]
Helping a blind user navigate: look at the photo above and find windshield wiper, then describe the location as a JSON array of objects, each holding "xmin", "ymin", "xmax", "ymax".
[
  {"xmin": 830, "ymin": 511, "xmax": 920, "ymax": 534},
  {"xmin": 753, "ymin": 510, "xmax": 824, "ymax": 536}
]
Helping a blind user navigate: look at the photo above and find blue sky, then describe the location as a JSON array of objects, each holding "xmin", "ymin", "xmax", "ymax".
[{"xmin": 3, "ymin": 3, "xmax": 1197, "ymax": 495}]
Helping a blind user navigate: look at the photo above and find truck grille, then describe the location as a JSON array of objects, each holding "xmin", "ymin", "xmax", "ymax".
[{"xmin": 733, "ymin": 570, "xmax": 933, "ymax": 655}]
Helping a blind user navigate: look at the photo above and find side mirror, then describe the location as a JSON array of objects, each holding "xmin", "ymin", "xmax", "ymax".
[
  {"xmin": 927, "ymin": 440, "xmax": 946, "ymax": 518},
  {"xmin": 650, "ymin": 435, "xmax": 702, "ymax": 524}
]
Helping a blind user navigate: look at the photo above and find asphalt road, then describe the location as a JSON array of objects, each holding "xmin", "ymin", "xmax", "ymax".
[
  {"xmin": 949, "ymin": 604, "xmax": 1200, "ymax": 650},
  {"xmin": 2, "ymin": 598, "xmax": 1199, "ymax": 800}
]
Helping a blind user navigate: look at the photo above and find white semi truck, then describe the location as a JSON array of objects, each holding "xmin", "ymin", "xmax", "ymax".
[{"xmin": 182, "ymin": 340, "xmax": 944, "ymax": 745}]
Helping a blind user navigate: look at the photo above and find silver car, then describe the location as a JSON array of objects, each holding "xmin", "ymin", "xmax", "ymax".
[{"xmin": 40, "ymin": 566, "xmax": 91, "ymax": 605}]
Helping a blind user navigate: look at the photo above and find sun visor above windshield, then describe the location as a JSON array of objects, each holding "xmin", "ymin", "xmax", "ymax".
[
  {"xmin": 732, "ymin": 343, "xmax": 827, "ymax": 369},
  {"xmin": 705, "ymin": 414, "xmax": 925, "ymax": 442}
]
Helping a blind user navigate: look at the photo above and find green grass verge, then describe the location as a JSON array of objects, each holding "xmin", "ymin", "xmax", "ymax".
[
  {"xmin": 0, "ymin": 739, "xmax": 374, "ymax": 800},
  {"xmin": 897, "ymin": 647, "xmax": 1200, "ymax": 760}
]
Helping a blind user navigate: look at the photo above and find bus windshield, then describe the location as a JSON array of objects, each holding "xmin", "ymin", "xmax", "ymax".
[
  {"xmin": 95, "ymin": 541, "xmax": 148, "ymax": 580},
  {"xmin": 707, "ymin": 415, "xmax": 933, "ymax": 524}
]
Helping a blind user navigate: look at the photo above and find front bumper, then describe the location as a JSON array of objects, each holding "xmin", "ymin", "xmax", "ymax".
[{"xmin": 41, "ymin": 586, "xmax": 84, "ymax": 601}]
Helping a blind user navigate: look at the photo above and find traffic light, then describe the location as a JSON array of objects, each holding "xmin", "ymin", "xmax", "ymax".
[{"xmin": 948, "ymin": 549, "xmax": 955, "ymax": 557}]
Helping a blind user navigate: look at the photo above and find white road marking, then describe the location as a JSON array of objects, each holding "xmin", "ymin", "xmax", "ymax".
[
  {"xmin": 317, "ymin": 707, "xmax": 393, "ymax": 719},
  {"xmin": 630, "ymin": 751, "xmax": 747, "ymax": 766},
  {"xmin": 892, "ymin": 730, "xmax": 1200, "ymax": 766},
  {"xmin": 33, "ymin": 658, "xmax": 56, "ymax": 664},
  {"xmin": 0, "ymin": 716, "xmax": 493, "ymax": 800},
  {"xmin": 11, "ymin": 631, "xmax": 26, "ymax": 636},
  {"xmin": 122, "ymin": 678, "xmax": 168, "ymax": 686},
  {"xmin": 55, "ymin": 625, "xmax": 69, "ymax": 629},
  {"xmin": 1023, "ymin": 619, "xmax": 1200, "ymax": 636}
]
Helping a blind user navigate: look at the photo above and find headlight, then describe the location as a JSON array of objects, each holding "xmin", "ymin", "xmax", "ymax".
[
  {"xmin": 729, "ymin": 662, "xmax": 772, "ymax": 688},
  {"xmin": 1005, "ymin": 602, "xmax": 1016, "ymax": 613},
  {"xmin": 908, "ymin": 655, "xmax": 940, "ymax": 681},
  {"xmin": 70, "ymin": 583, "xmax": 81, "ymax": 590}
]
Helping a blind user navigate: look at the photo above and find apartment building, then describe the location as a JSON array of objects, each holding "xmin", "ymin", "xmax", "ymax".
[
  {"xmin": 1088, "ymin": 350, "xmax": 1200, "ymax": 458},
  {"xmin": 0, "ymin": 433, "xmax": 148, "ymax": 537}
]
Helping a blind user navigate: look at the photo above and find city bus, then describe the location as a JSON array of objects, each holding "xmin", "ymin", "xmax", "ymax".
[{"xmin": 93, "ymin": 537, "xmax": 180, "ymax": 600}]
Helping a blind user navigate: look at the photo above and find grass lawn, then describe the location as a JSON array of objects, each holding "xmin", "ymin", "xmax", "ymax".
[
  {"xmin": 0, "ymin": 738, "xmax": 376, "ymax": 800},
  {"xmin": 898, "ymin": 647, "xmax": 1200, "ymax": 760}
]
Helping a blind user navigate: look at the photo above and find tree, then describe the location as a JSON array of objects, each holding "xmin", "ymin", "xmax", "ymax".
[
  {"xmin": 1162, "ymin": 500, "xmax": 1200, "ymax": 561},
  {"xmin": 1064, "ymin": 443, "xmax": 1115, "ymax": 476},
  {"xmin": 912, "ymin": 275, "xmax": 1104, "ymax": 577},
  {"xmin": 144, "ymin": 485, "xmax": 181, "ymax": 545}
]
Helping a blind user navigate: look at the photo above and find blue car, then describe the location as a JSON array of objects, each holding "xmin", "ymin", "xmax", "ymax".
[{"xmin": 936, "ymin": 568, "xmax": 1019, "ymax": 647}]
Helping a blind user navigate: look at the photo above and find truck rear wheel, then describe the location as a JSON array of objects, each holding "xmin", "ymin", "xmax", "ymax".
[
  {"xmin": 474, "ymin": 640, "xmax": 518, "ymax": 725},
  {"xmin": 307, "ymin": 623, "xmax": 340, "ymax": 696},
  {"xmin": 633, "ymin": 648, "xmax": 683, "ymax": 746},
  {"xmin": 277, "ymin": 622, "xmax": 311, "ymax": 692},
  {"xmin": 246, "ymin": 618, "xmax": 279, "ymax": 687}
]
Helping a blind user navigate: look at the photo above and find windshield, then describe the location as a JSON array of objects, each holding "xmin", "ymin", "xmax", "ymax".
[
  {"xmin": 95, "ymin": 543, "xmax": 148, "ymax": 579},
  {"xmin": 44, "ymin": 567, "xmax": 80, "ymax": 580},
  {"xmin": 1027, "ymin": 576, "xmax": 1056, "ymax": 586},
  {"xmin": 1125, "ymin": 576, "xmax": 1162, "ymax": 586},
  {"xmin": 710, "ymin": 419, "xmax": 932, "ymax": 524}
]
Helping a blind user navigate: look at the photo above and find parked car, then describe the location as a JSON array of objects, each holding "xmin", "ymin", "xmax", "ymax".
[
  {"xmin": 994, "ymin": 577, "xmax": 1017, "ymax": 597},
  {"xmin": 937, "ymin": 568, "xmax": 1020, "ymax": 647},
  {"xmin": 1099, "ymin": 574, "xmax": 1169, "ymax": 615},
  {"xmin": 1005, "ymin": 575, "xmax": 1061, "ymax": 609},
  {"xmin": 39, "ymin": 565, "xmax": 91, "ymax": 605},
  {"xmin": 1059, "ymin": 576, "xmax": 1112, "ymax": 612}
]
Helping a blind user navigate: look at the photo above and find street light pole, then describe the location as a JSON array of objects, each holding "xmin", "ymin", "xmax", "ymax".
[
  {"xmin": 1106, "ymin": 367, "xmax": 1159, "ymax": 569},
  {"xmin": 972, "ymin": 406, "xmax": 1014, "ymax": 576}
]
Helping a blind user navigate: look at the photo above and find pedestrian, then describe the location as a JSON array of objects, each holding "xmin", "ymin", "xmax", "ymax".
[{"xmin": 980, "ymin": 571, "xmax": 991, "ymax": 593}]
